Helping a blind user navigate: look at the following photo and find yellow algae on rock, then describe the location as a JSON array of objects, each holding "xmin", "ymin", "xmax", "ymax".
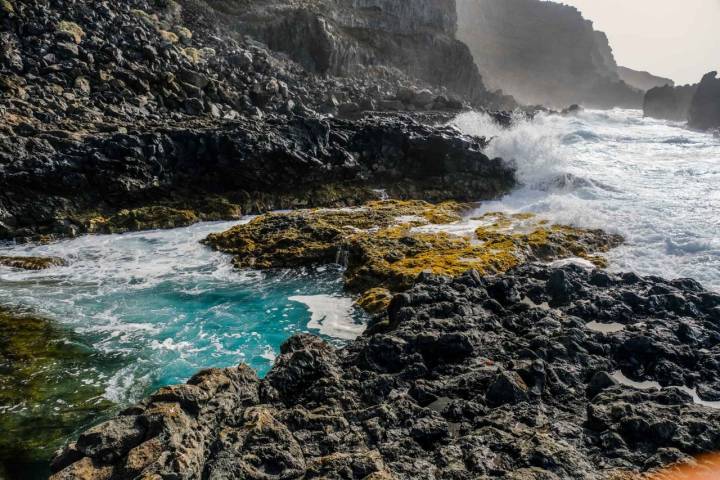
[{"xmin": 204, "ymin": 203, "xmax": 622, "ymax": 312}]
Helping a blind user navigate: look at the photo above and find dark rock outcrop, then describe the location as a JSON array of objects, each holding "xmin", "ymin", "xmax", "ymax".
[
  {"xmin": 52, "ymin": 264, "xmax": 720, "ymax": 479},
  {"xmin": 0, "ymin": 0, "xmax": 518, "ymax": 241},
  {"xmin": 689, "ymin": 71, "xmax": 720, "ymax": 130},
  {"xmin": 617, "ymin": 66, "xmax": 674, "ymax": 92},
  {"xmin": 456, "ymin": 0, "xmax": 644, "ymax": 109},
  {"xmin": 643, "ymin": 84, "xmax": 698, "ymax": 122},
  {"xmin": 0, "ymin": 114, "xmax": 515, "ymax": 240}
]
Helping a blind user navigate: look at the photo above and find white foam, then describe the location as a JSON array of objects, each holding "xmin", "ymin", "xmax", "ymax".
[
  {"xmin": 289, "ymin": 295, "xmax": 365, "ymax": 340},
  {"xmin": 453, "ymin": 109, "xmax": 720, "ymax": 292}
]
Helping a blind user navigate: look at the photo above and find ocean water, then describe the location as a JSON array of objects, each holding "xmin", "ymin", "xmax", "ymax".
[
  {"xmin": 0, "ymin": 221, "xmax": 367, "ymax": 406},
  {"xmin": 454, "ymin": 109, "xmax": 720, "ymax": 292}
]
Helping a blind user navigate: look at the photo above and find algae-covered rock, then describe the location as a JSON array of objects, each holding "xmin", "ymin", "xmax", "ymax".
[
  {"xmin": 0, "ymin": 255, "xmax": 66, "ymax": 270},
  {"xmin": 205, "ymin": 202, "xmax": 623, "ymax": 308},
  {"xmin": 203, "ymin": 200, "xmax": 467, "ymax": 269},
  {"xmin": 0, "ymin": 308, "xmax": 118, "ymax": 477},
  {"xmin": 88, "ymin": 206, "xmax": 200, "ymax": 234}
]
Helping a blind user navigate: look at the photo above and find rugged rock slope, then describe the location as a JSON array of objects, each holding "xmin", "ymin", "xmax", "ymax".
[
  {"xmin": 0, "ymin": 0, "xmax": 517, "ymax": 241},
  {"xmin": 643, "ymin": 71, "xmax": 720, "ymax": 129},
  {"xmin": 51, "ymin": 264, "xmax": 720, "ymax": 479},
  {"xmin": 456, "ymin": 0, "xmax": 643, "ymax": 108}
]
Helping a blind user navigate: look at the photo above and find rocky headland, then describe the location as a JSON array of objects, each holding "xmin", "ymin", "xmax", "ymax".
[
  {"xmin": 643, "ymin": 84, "xmax": 698, "ymax": 122},
  {"xmin": 688, "ymin": 71, "xmax": 720, "ymax": 131},
  {"xmin": 643, "ymin": 70, "xmax": 720, "ymax": 129},
  {"xmin": 616, "ymin": 67, "xmax": 674, "ymax": 93}
]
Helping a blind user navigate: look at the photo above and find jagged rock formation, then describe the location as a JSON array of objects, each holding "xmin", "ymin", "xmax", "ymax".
[
  {"xmin": 617, "ymin": 66, "xmax": 674, "ymax": 92},
  {"xmin": 456, "ymin": 0, "xmax": 644, "ymax": 109},
  {"xmin": 643, "ymin": 84, "xmax": 698, "ymax": 122},
  {"xmin": 643, "ymin": 71, "xmax": 720, "ymax": 129},
  {"xmin": 688, "ymin": 71, "xmax": 720, "ymax": 131},
  {"xmin": 0, "ymin": 0, "xmax": 518, "ymax": 241},
  {"xmin": 51, "ymin": 264, "xmax": 720, "ymax": 479}
]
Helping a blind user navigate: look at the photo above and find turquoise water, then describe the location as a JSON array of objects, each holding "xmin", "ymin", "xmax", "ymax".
[{"xmin": 0, "ymin": 221, "xmax": 367, "ymax": 404}]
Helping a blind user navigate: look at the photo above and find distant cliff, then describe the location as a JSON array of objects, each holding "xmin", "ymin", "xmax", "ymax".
[
  {"xmin": 204, "ymin": 0, "xmax": 513, "ymax": 108},
  {"xmin": 618, "ymin": 66, "xmax": 674, "ymax": 92},
  {"xmin": 456, "ymin": 0, "xmax": 643, "ymax": 109}
]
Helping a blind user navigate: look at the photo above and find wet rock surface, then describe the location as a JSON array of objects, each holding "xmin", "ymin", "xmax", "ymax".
[
  {"xmin": 0, "ymin": 255, "xmax": 66, "ymax": 270},
  {"xmin": 52, "ymin": 264, "xmax": 720, "ymax": 479}
]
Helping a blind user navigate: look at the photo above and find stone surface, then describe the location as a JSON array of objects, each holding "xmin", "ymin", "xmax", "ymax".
[
  {"xmin": 0, "ymin": 256, "xmax": 66, "ymax": 270},
  {"xmin": 52, "ymin": 264, "xmax": 720, "ymax": 478},
  {"xmin": 0, "ymin": 0, "xmax": 520, "ymax": 242}
]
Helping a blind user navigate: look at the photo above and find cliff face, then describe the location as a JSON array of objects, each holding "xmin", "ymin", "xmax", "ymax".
[
  {"xmin": 689, "ymin": 71, "xmax": 720, "ymax": 130},
  {"xmin": 210, "ymin": 0, "xmax": 512, "ymax": 108},
  {"xmin": 455, "ymin": 0, "xmax": 643, "ymax": 109},
  {"xmin": 618, "ymin": 66, "xmax": 674, "ymax": 92},
  {"xmin": 643, "ymin": 84, "xmax": 698, "ymax": 122}
]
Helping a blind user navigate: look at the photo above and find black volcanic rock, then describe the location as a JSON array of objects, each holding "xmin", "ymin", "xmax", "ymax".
[
  {"xmin": 0, "ymin": 114, "xmax": 515, "ymax": 240},
  {"xmin": 201, "ymin": 0, "xmax": 514, "ymax": 109},
  {"xmin": 0, "ymin": 0, "xmax": 518, "ymax": 241},
  {"xmin": 51, "ymin": 264, "xmax": 720, "ymax": 479},
  {"xmin": 689, "ymin": 71, "xmax": 720, "ymax": 130},
  {"xmin": 644, "ymin": 84, "xmax": 698, "ymax": 122},
  {"xmin": 456, "ymin": 0, "xmax": 644, "ymax": 109}
]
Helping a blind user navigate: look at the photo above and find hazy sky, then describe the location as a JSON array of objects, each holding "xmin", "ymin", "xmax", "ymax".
[{"xmin": 549, "ymin": 0, "xmax": 720, "ymax": 85}]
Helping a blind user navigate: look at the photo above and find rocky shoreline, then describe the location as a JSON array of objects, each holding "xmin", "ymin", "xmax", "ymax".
[
  {"xmin": 3, "ymin": 0, "xmax": 720, "ymax": 479},
  {"xmin": 50, "ymin": 263, "xmax": 720, "ymax": 479}
]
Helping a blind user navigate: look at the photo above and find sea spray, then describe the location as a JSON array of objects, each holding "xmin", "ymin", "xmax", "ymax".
[{"xmin": 453, "ymin": 109, "xmax": 720, "ymax": 291}]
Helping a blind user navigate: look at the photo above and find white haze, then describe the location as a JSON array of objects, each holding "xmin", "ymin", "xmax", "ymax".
[{"xmin": 549, "ymin": 0, "xmax": 720, "ymax": 85}]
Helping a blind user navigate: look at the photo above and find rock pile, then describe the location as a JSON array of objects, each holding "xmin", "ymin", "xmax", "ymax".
[{"xmin": 51, "ymin": 263, "xmax": 720, "ymax": 479}]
